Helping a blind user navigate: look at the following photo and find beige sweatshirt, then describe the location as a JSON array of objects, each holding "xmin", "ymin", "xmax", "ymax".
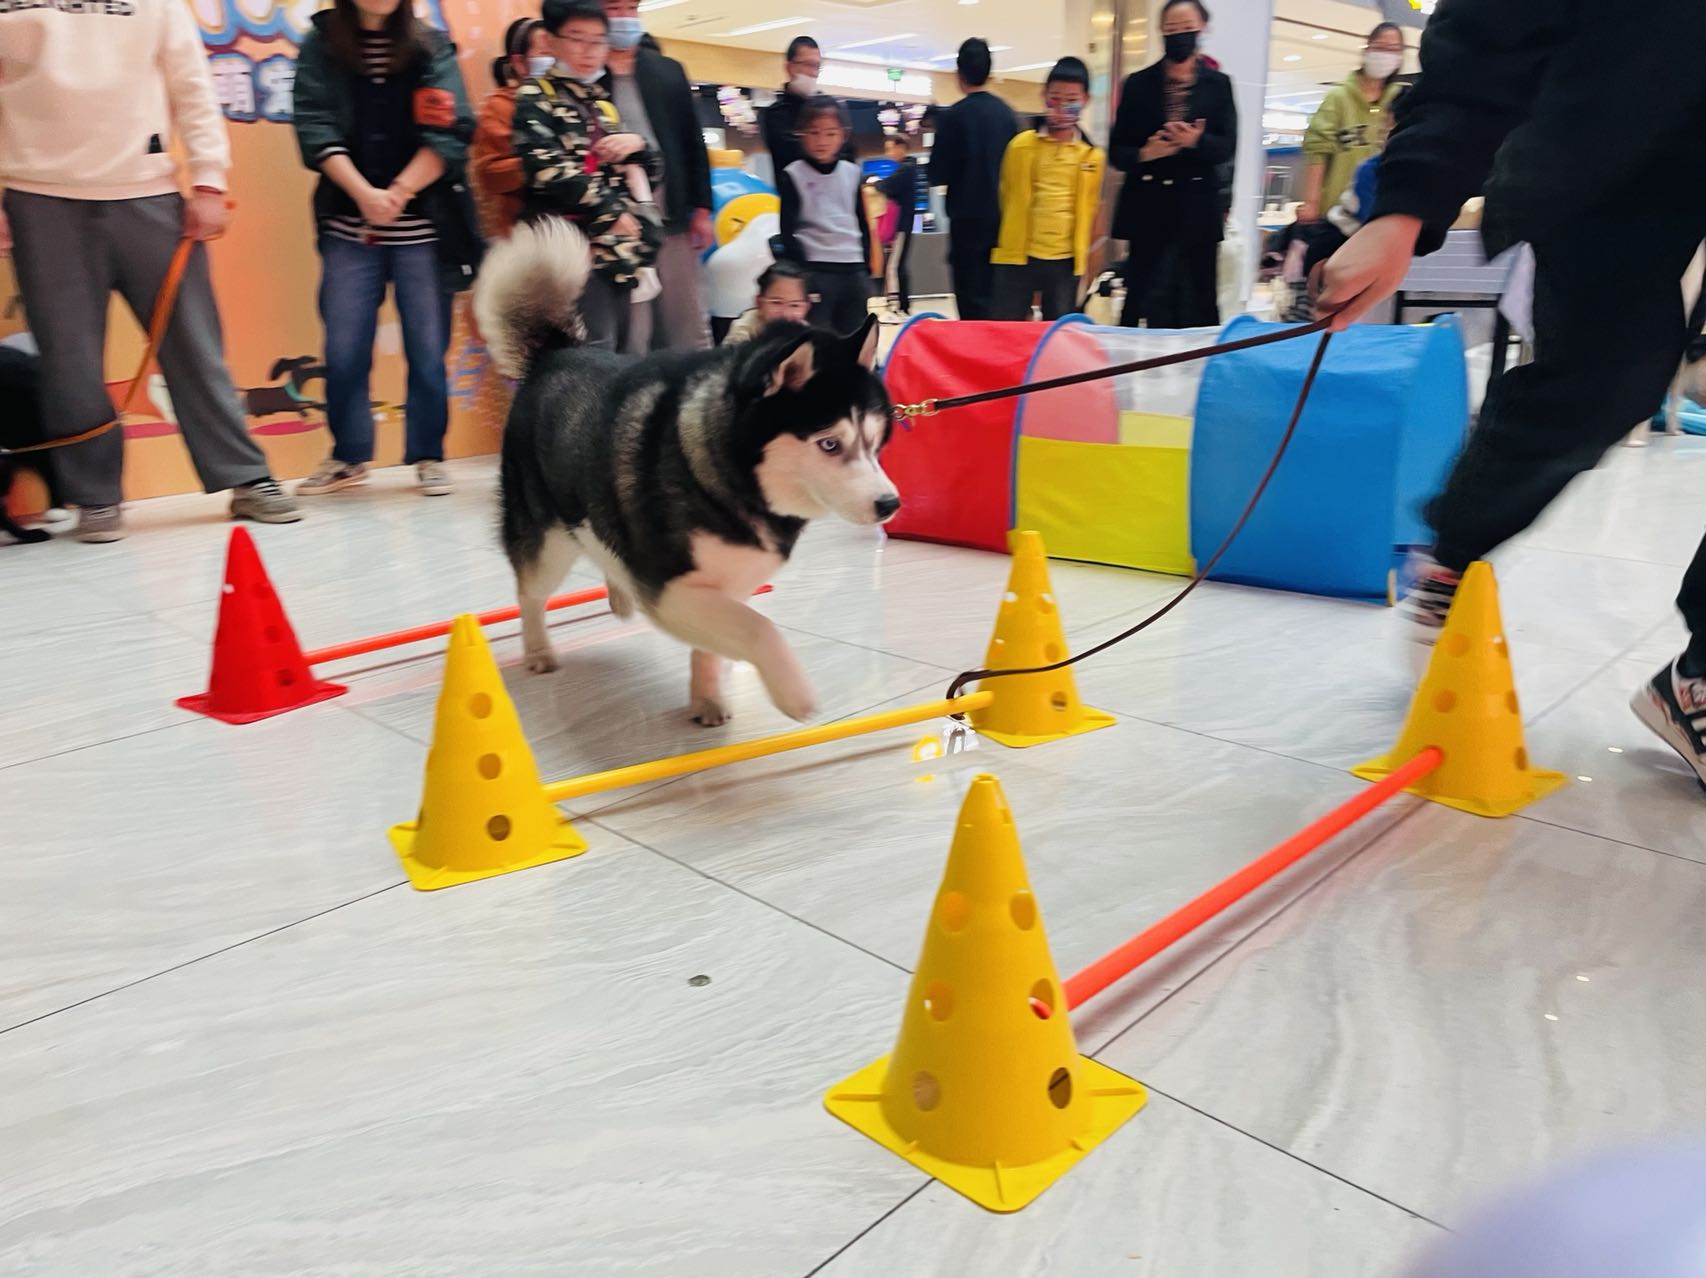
[{"xmin": 0, "ymin": 0, "xmax": 230, "ymax": 200}]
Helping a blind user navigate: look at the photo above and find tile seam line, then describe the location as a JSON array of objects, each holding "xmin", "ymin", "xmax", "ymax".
[
  {"xmin": 1087, "ymin": 794, "xmax": 1432, "ymax": 1059},
  {"xmin": 799, "ymin": 1181, "xmax": 932, "ymax": 1278},
  {"xmin": 1140, "ymin": 1081, "xmax": 1450, "ymax": 1230},
  {"xmin": 584, "ymin": 814, "xmax": 914, "ymax": 980},
  {"xmin": 0, "ymin": 880, "xmax": 407, "ymax": 1038}
]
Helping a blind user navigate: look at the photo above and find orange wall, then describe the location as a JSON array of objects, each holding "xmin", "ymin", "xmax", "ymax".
[{"xmin": 0, "ymin": 3, "xmax": 1041, "ymax": 517}]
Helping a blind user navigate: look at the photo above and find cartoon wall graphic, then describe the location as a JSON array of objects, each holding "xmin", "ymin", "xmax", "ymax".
[{"xmin": 0, "ymin": 0, "xmax": 524, "ymax": 513}]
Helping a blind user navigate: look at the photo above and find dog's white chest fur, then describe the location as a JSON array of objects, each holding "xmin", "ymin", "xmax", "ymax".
[{"xmin": 680, "ymin": 532, "xmax": 783, "ymax": 598}]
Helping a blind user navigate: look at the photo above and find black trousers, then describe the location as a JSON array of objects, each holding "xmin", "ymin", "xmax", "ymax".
[
  {"xmin": 808, "ymin": 266, "xmax": 872, "ymax": 337},
  {"xmin": 1119, "ymin": 235, "xmax": 1219, "ymax": 329},
  {"xmin": 884, "ymin": 229, "xmax": 914, "ymax": 312},
  {"xmin": 948, "ymin": 221, "xmax": 1000, "ymax": 321},
  {"xmin": 1428, "ymin": 204, "xmax": 1706, "ymax": 664},
  {"xmin": 991, "ymin": 258, "xmax": 1077, "ymax": 322}
]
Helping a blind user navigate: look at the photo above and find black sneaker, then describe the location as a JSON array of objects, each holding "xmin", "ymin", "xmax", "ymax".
[{"xmin": 1631, "ymin": 658, "xmax": 1706, "ymax": 792}]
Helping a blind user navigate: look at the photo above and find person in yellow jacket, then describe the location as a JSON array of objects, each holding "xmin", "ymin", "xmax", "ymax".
[{"xmin": 990, "ymin": 57, "xmax": 1105, "ymax": 322}]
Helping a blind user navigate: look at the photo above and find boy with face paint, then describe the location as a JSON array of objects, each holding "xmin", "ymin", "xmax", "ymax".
[{"xmin": 989, "ymin": 57, "xmax": 1105, "ymax": 322}]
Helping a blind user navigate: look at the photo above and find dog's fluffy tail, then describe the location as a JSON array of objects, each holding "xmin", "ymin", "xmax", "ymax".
[{"xmin": 473, "ymin": 219, "xmax": 592, "ymax": 380}]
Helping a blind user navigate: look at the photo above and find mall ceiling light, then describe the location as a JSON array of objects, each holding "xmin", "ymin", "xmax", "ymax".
[
  {"xmin": 637, "ymin": 0, "xmax": 687, "ymax": 10},
  {"xmin": 1311, "ymin": 31, "xmax": 1328, "ymax": 40},
  {"xmin": 1002, "ymin": 61, "xmax": 1055, "ymax": 72},
  {"xmin": 1282, "ymin": 54, "xmax": 1301, "ymax": 62},
  {"xmin": 835, "ymin": 33, "xmax": 919, "ymax": 50},
  {"xmin": 718, "ymin": 16, "xmax": 811, "ymax": 36}
]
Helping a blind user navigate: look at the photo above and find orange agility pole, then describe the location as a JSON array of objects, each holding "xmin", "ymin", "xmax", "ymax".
[
  {"xmin": 302, "ymin": 583, "xmax": 775, "ymax": 667},
  {"xmin": 1062, "ymin": 747, "xmax": 1442, "ymax": 1010},
  {"xmin": 303, "ymin": 586, "xmax": 609, "ymax": 666}
]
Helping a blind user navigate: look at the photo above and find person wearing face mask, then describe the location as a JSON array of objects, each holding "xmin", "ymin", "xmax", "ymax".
[
  {"xmin": 598, "ymin": 0, "xmax": 714, "ymax": 351},
  {"xmin": 761, "ymin": 36, "xmax": 854, "ymax": 175},
  {"xmin": 470, "ymin": 18, "xmax": 553, "ymax": 244},
  {"xmin": 1296, "ymin": 23, "xmax": 1406, "ymax": 229},
  {"xmin": 1107, "ymin": 0, "xmax": 1236, "ymax": 328},
  {"xmin": 989, "ymin": 58, "xmax": 1105, "ymax": 322},
  {"xmin": 513, "ymin": 0, "xmax": 664, "ymax": 354}
]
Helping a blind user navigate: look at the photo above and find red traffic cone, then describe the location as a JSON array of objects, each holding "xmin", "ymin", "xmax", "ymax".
[{"xmin": 176, "ymin": 528, "xmax": 346, "ymax": 725}]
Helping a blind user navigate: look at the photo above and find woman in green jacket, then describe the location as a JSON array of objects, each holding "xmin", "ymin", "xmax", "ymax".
[
  {"xmin": 289, "ymin": 0, "xmax": 480, "ymax": 498},
  {"xmin": 1297, "ymin": 22, "xmax": 1405, "ymax": 225}
]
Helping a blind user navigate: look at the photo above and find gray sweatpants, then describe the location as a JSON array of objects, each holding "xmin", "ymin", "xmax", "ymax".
[
  {"xmin": 651, "ymin": 229, "xmax": 710, "ymax": 352},
  {"xmin": 3, "ymin": 190, "xmax": 271, "ymax": 506}
]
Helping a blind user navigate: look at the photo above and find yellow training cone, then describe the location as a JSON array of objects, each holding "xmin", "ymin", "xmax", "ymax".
[
  {"xmin": 825, "ymin": 774, "xmax": 1146, "ymax": 1212},
  {"xmin": 1353, "ymin": 561, "xmax": 1566, "ymax": 818},
  {"xmin": 389, "ymin": 615, "xmax": 587, "ymax": 890},
  {"xmin": 968, "ymin": 530, "xmax": 1116, "ymax": 748}
]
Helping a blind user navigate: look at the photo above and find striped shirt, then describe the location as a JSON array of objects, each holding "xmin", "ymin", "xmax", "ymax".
[{"xmin": 323, "ymin": 31, "xmax": 437, "ymax": 248}]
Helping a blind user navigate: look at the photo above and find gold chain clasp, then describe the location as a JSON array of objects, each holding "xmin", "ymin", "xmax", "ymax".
[{"xmin": 891, "ymin": 398, "xmax": 939, "ymax": 422}]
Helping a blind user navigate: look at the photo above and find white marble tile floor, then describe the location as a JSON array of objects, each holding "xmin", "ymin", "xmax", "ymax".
[{"xmin": 2, "ymin": 442, "xmax": 1703, "ymax": 1275}]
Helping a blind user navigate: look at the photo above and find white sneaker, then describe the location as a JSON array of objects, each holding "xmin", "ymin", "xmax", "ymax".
[
  {"xmin": 416, "ymin": 461, "xmax": 454, "ymax": 496},
  {"xmin": 296, "ymin": 458, "xmax": 369, "ymax": 496}
]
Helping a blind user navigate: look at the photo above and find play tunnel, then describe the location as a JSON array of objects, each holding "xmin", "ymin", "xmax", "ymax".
[{"xmin": 881, "ymin": 314, "xmax": 1470, "ymax": 601}]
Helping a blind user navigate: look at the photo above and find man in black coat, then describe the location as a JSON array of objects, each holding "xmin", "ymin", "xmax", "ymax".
[
  {"xmin": 601, "ymin": 0, "xmax": 714, "ymax": 349},
  {"xmin": 1319, "ymin": 0, "xmax": 1706, "ymax": 791},
  {"xmin": 927, "ymin": 38, "xmax": 1017, "ymax": 321},
  {"xmin": 760, "ymin": 36, "xmax": 854, "ymax": 173},
  {"xmin": 1107, "ymin": 0, "xmax": 1236, "ymax": 328}
]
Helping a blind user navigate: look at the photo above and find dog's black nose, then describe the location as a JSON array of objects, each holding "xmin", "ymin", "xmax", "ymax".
[{"xmin": 874, "ymin": 494, "xmax": 901, "ymax": 520}]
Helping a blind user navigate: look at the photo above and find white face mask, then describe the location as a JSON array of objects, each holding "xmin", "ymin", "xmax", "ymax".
[
  {"xmin": 1363, "ymin": 50, "xmax": 1402, "ymax": 79},
  {"xmin": 789, "ymin": 72, "xmax": 818, "ymax": 96},
  {"xmin": 526, "ymin": 54, "xmax": 555, "ymax": 77}
]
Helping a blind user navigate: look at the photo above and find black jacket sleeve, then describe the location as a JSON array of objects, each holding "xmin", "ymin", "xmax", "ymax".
[
  {"xmin": 1107, "ymin": 71, "xmax": 1146, "ymax": 172},
  {"xmin": 928, "ymin": 109, "xmax": 961, "ymax": 191},
  {"xmin": 776, "ymin": 167, "xmax": 801, "ymax": 261},
  {"xmin": 1196, "ymin": 73, "xmax": 1236, "ymax": 167},
  {"xmin": 1369, "ymin": 0, "xmax": 1566, "ymax": 249},
  {"xmin": 763, "ymin": 101, "xmax": 801, "ymax": 174},
  {"xmin": 855, "ymin": 176, "xmax": 872, "ymax": 266},
  {"xmin": 660, "ymin": 53, "xmax": 711, "ymax": 213}
]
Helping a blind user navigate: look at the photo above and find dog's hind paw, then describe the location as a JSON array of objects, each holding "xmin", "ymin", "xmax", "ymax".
[
  {"xmin": 607, "ymin": 583, "xmax": 636, "ymax": 619},
  {"xmin": 524, "ymin": 649, "xmax": 560, "ymax": 674},
  {"xmin": 690, "ymin": 697, "xmax": 730, "ymax": 727}
]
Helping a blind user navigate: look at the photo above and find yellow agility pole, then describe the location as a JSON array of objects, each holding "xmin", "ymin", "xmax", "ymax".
[{"xmin": 543, "ymin": 690, "xmax": 995, "ymax": 804}]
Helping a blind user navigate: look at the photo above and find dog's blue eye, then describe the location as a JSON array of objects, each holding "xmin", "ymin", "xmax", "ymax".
[{"xmin": 817, "ymin": 437, "xmax": 841, "ymax": 454}]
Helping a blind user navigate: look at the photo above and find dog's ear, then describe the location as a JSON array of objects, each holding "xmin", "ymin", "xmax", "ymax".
[
  {"xmin": 764, "ymin": 332, "xmax": 817, "ymax": 396},
  {"xmin": 846, "ymin": 314, "xmax": 879, "ymax": 371}
]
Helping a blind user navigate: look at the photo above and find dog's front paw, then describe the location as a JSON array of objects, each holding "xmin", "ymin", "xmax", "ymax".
[
  {"xmin": 690, "ymin": 697, "xmax": 730, "ymax": 727},
  {"xmin": 769, "ymin": 678, "xmax": 819, "ymax": 723},
  {"xmin": 524, "ymin": 648, "xmax": 560, "ymax": 674}
]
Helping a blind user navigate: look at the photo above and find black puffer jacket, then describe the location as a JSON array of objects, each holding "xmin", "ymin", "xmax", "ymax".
[{"xmin": 1371, "ymin": 0, "xmax": 1706, "ymax": 256}]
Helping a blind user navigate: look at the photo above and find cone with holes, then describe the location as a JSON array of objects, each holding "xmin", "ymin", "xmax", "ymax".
[
  {"xmin": 825, "ymin": 774, "xmax": 1146, "ymax": 1212},
  {"xmin": 1353, "ymin": 561, "xmax": 1566, "ymax": 817},
  {"xmin": 967, "ymin": 530, "xmax": 1116, "ymax": 748},
  {"xmin": 388, "ymin": 614, "xmax": 586, "ymax": 890},
  {"xmin": 176, "ymin": 527, "xmax": 346, "ymax": 724}
]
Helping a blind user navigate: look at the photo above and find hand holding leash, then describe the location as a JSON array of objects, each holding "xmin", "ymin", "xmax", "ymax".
[{"xmin": 1314, "ymin": 213, "xmax": 1423, "ymax": 331}]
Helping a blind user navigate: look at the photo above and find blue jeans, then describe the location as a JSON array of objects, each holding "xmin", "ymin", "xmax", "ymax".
[{"xmin": 318, "ymin": 236, "xmax": 454, "ymax": 465}]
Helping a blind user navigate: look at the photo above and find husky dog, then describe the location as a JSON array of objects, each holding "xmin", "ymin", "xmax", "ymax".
[{"xmin": 475, "ymin": 219, "xmax": 900, "ymax": 726}]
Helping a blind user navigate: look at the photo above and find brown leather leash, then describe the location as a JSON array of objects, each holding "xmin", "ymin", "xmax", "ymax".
[
  {"xmin": 880, "ymin": 315, "xmax": 1338, "ymax": 710},
  {"xmin": 890, "ymin": 315, "xmax": 1333, "ymax": 423},
  {"xmin": 1, "ymin": 230, "xmax": 202, "ymax": 457}
]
